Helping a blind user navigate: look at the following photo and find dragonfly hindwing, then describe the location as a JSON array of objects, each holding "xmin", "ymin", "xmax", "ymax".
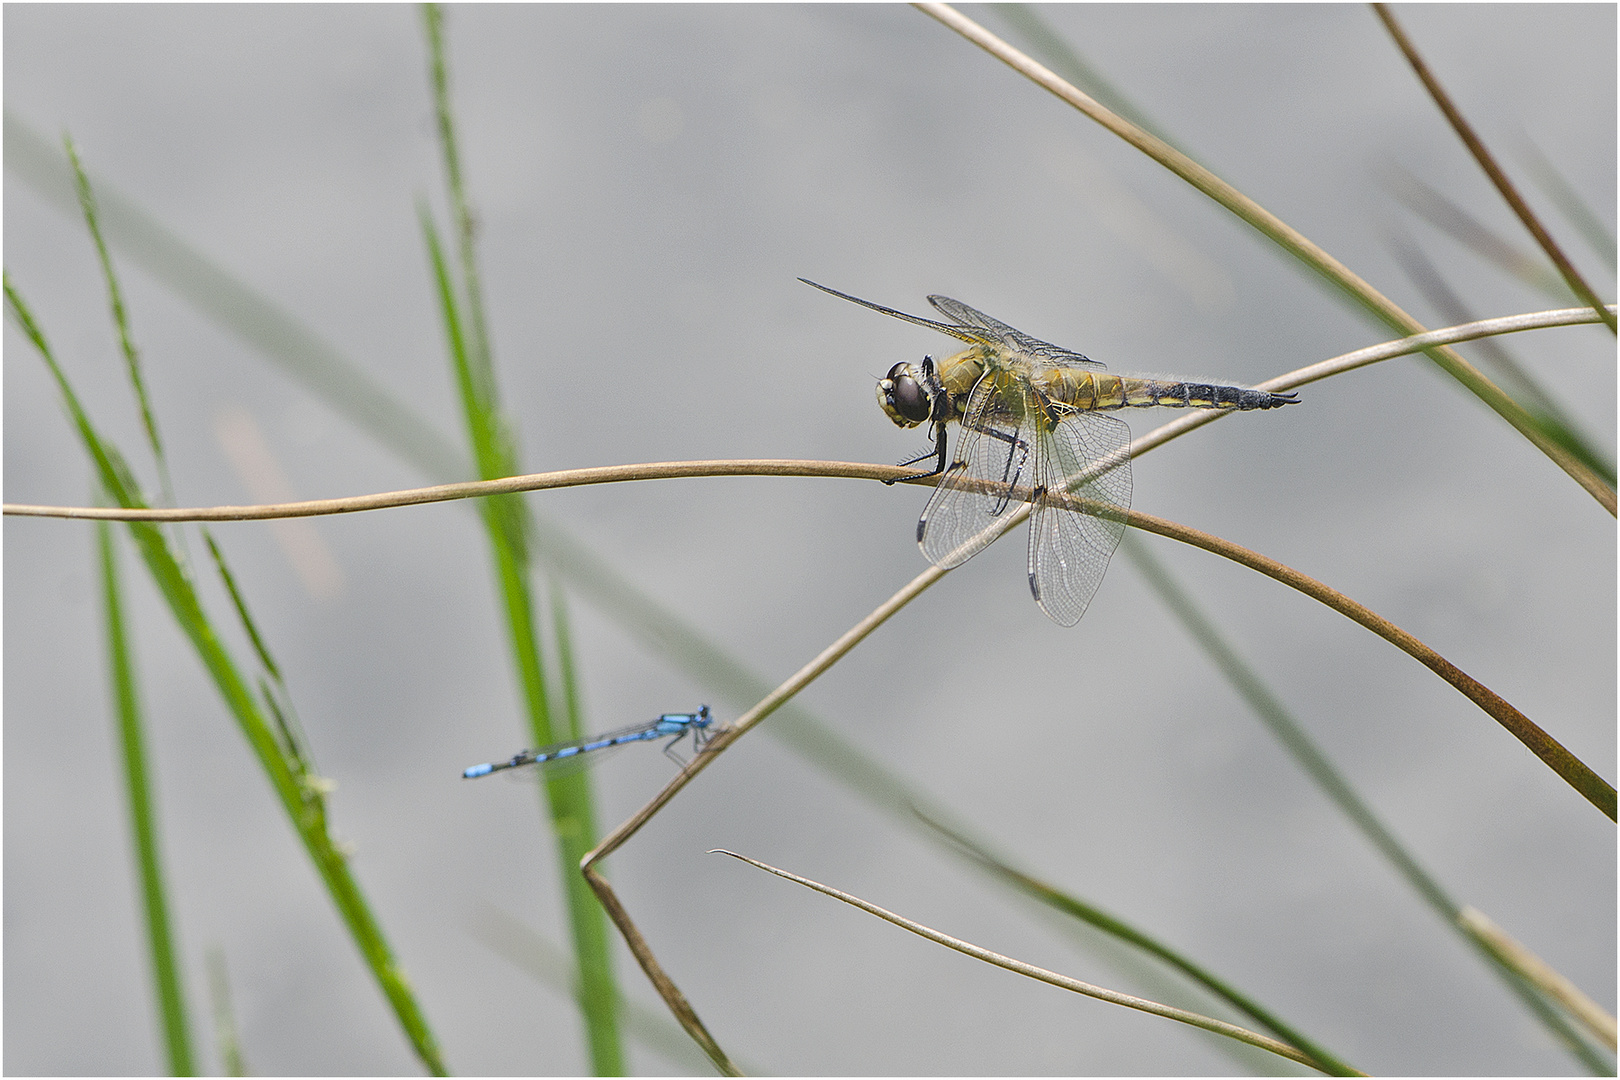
[{"xmin": 1027, "ymin": 409, "xmax": 1132, "ymax": 626}]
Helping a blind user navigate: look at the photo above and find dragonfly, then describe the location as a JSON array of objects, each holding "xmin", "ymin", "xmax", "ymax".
[
  {"xmin": 802, "ymin": 279, "xmax": 1299, "ymax": 626},
  {"xmin": 463, "ymin": 706, "xmax": 716, "ymax": 779}
]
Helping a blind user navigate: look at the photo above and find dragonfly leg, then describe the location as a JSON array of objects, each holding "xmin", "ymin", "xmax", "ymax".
[
  {"xmin": 884, "ymin": 357, "xmax": 954, "ymax": 485},
  {"xmin": 984, "ymin": 426, "xmax": 1030, "ymax": 515},
  {"xmin": 889, "ymin": 422, "xmax": 949, "ymax": 484}
]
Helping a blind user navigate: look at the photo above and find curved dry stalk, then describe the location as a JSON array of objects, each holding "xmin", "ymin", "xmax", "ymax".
[
  {"xmin": 912, "ymin": 2, "xmax": 1616, "ymax": 515},
  {"xmin": 19, "ymin": 297, "xmax": 1609, "ymax": 1053},
  {"xmin": 1371, "ymin": 4, "xmax": 1616, "ymax": 334},
  {"xmin": 1117, "ymin": 505, "xmax": 1616, "ymax": 821},
  {"xmin": 708, "ymin": 850, "xmax": 1364, "ymax": 1076},
  {"xmin": 9, "ymin": 305, "xmax": 1610, "ymax": 524},
  {"xmin": 579, "ymin": 867, "xmax": 741, "ymax": 1077},
  {"xmin": 3, "ymin": 460, "xmax": 898, "ymax": 521}
]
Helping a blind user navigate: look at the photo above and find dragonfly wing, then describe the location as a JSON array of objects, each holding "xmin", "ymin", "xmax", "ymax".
[
  {"xmin": 802, "ymin": 279, "xmax": 991, "ymax": 345},
  {"xmin": 927, "ymin": 294, "xmax": 1021, "ymax": 336},
  {"xmin": 918, "ymin": 371, "xmax": 1043, "ymax": 570},
  {"xmin": 1027, "ymin": 410, "xmax": 1132, "ymax": 626},
  {"xmin": 928, "ymin": 295, "xmax": 1107, "ymax": 372}
]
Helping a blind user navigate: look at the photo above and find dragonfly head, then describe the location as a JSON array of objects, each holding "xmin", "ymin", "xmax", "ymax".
[{"xmin": 876, "ymin": 361, "xmax": 935, "ymax": 428}]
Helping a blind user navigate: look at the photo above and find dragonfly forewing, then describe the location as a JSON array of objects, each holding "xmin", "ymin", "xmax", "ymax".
[
  {"xmin": 1028, "ymin": 409, "xmax": 1132, "ymax": 626},
  {"xmin": 918, "ymin": 371, "xmax": 1044, "ymax": 570}
]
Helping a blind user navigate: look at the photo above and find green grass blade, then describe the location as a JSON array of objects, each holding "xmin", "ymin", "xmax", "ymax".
[
  {"xmin": 1122, "ymin": 533, "xmax": 1615, "ymax": 1075},
  {"xmin": 7, "ymin": 277, "xmax": 449, "ymax": 1076},
  {"xmin": 200, "ymin": 529, "xmax": 323, "ymax": 777},
  {"xmin": 420, "ymin": 7, "xmax": 625, "ymax": 1068},
  {"xmin": 66, "ymin": 136, "xmax": 175, "ymax": 507},
  {"xmin": 202, "ymin": 531, "xmax": 283, "ymax": 683},
  {"xmin": 423, "ymin": 4, "xmax": 498, "ymax": 411},
  {"xmin": 421, "ymin": 189, "xmax": 623, "ymax": 1073},
  {"xmin": 97, "ymin": 519, "xmax": 197, "ymax": 1076},
  {"xmin": 913, "ymin": 808, "xmax": 1356, "ymax": 1076},
  {"xmin": 205, "ymin": 947, "xmax": 250, "ymax": 1077}
]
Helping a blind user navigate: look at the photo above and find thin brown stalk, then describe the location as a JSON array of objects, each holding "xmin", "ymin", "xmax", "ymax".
[
  {"xmin": 1116, "ymin": 505, "xmax": 1616, "ymax": 821},
  {"xmin": 1371, "ymin": 3, "xmax": 1616, "ymax": 333},
  {"xmin": 578, "ymin": 868, "xmax": 741, "ymax": 1077},
  {"xmin": 709, "ymin": 850, "xmax": 1362, "ymax": 1076},
  {"xmin": 912, "ymin": 2, "xmax": 1615, "ymax": 513},
  {"xmin": 3, "ymin": 460, "xmax": 898, "ymax": 522}
]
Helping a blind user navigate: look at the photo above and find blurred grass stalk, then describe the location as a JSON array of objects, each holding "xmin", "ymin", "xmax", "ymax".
[
  {"xmin": 205, "ymin": 947, "xmax": 250, "ymax": 1077},
  {"xmin": 98, "ymin": 519, "xmax": 197, "ymax": 1076},
  {"xmin": 420, "ymin": 6, "xmax": 624, "ymax": 1073}
]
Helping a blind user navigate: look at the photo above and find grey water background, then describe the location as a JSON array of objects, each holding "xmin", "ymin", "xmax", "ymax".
[{"xmin": 5, "ymin": 5, "xmax": 1614, "ymax": 1075}]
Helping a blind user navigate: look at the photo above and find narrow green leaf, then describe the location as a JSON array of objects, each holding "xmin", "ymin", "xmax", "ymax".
[
  {"xmin": 65, "ymin": 136, "xmax": 176, "ymax": 507},
  {"xmin": 98, "ymin": 518, "xmax": 197, "ymax": 1076},
  {"xmin": 418, "ymin": 18, "xmax": 623, "ymax": 1064},
  {"xmin": 202, "ymin": 531, "xmax": 283, "ymax": 683}
]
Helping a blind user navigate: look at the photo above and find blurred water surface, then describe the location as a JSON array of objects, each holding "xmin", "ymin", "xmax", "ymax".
[{"xmin": 5, "ymin": 5, "xmax": 1614, "ymax": 1075}]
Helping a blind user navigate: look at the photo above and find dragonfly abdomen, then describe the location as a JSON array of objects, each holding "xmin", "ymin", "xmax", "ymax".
[{"xmin": 1043, "ymin": 370, "xmax": 1297, "ymax": 412}]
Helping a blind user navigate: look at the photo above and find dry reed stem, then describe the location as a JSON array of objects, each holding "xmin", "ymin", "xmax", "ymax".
[{"xmin": 1458, "ymin": 906, "xmax": 1618, "ymax": 1050}]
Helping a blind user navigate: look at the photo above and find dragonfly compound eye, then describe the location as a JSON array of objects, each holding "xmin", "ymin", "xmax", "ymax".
[{"xmin": 877, "ymin": 362, "xmax": 931, "ymax": 427}]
